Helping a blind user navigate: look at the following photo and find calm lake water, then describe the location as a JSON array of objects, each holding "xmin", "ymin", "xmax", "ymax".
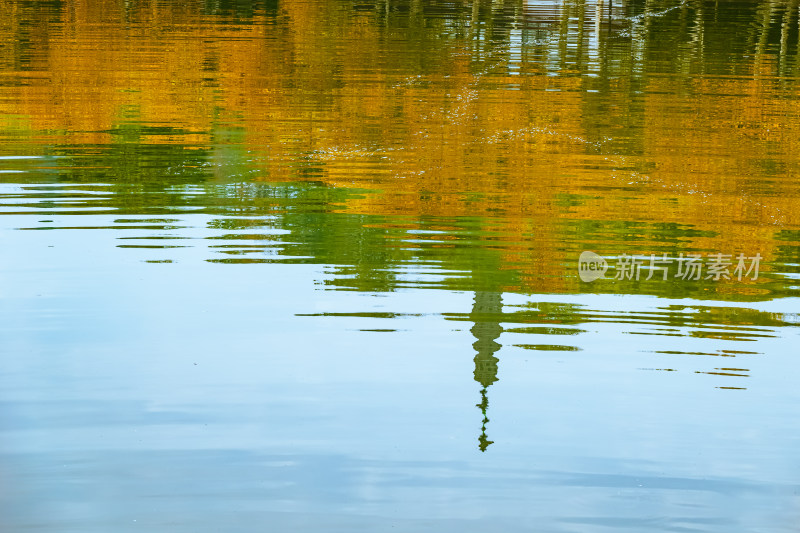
[{"xmin": 2, "ymin": 0, "xmax": 800, "ymax": 531}]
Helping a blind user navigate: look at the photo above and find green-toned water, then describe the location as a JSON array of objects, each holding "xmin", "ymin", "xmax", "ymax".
[{"xmin": 1, "ymin": 0, "xmax": 800, "ymax": 531}]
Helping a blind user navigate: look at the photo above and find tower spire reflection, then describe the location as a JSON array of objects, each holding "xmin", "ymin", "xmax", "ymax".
[{"xmin": 470, "ymin": 291, "xmax": 503, "ymax": 452}]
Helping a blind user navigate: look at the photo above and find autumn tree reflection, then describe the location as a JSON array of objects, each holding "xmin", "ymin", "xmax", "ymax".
[{"xmin": 2, "ymin": 0, "xmax": 800, "ymax": 299}]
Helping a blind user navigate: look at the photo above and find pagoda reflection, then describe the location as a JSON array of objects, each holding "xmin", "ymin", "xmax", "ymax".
[{"xmin": 469, "ymin": 291, "xmax": 503, "ymax": 452}]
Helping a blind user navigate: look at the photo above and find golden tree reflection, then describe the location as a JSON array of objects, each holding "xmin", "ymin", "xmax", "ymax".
[{"xmin": 1, "ymin": 0, "xmax": 799, "ymax": 297}]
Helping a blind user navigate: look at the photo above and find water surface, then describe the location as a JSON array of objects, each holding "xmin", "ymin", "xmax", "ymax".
[{"xmin": 1, "ymin": 0, "xmax": 800, "ymax": 531}]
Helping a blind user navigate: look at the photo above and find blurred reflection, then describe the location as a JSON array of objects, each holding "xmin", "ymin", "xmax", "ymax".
[
  {"xmin": 2, "ymin": 0, "xmax": 800, "ymax": 300},
  {"xmin": 469, "ymin": 291, "xmax": 503, "ymax": 452},
  {"xmin": 1, "ymin": 2, "xmax": 800, "ymax": 531}
]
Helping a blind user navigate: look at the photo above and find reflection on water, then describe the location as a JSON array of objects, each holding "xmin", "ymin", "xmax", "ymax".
[
  {"xmin": 2, "ymin": 0, "xmax": 800, "ymax": 531},
  {"xmin": 470, "ymin": 291, "xmax": 503, "ymax": 452}
]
